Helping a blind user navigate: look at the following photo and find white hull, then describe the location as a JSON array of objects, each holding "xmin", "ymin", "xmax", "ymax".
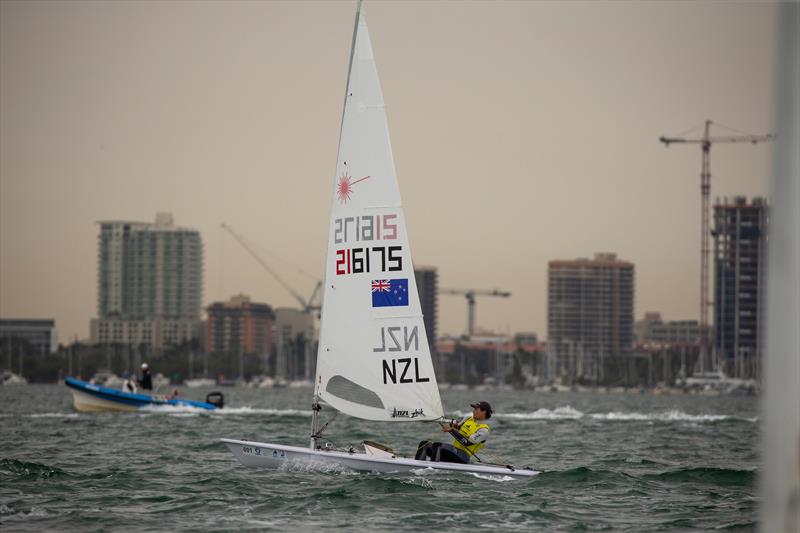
[
  {"xmin": 221, "ymin": 438, "xmax": 538, "ymax": 479},
  {"xmin": 70, "ymin": 388, "xmax": 139, "ymax": 412}
]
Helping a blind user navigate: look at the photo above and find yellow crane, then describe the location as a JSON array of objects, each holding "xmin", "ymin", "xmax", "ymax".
[{"xmin": 439, "ymin": 288, "xmax": 511, "ymax": 338}]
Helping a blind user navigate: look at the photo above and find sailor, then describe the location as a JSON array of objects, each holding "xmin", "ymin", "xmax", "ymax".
[
  {"xmin": 138, "ymin": 363, "xmax": 153, "ymax": 391},
  {"xmin": 415, "ymin": 401, "xmax": 492, "ymax": 464}
]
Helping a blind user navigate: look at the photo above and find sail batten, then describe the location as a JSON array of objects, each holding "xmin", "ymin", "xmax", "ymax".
[{"xmin": 313, "ymin": 6, "xmax": 443, "ymax": 423}]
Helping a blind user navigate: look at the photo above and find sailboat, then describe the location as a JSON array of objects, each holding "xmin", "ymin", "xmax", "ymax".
[{"xmin": 221, "ymin": 2, "xmax": 536, "ymax": 479}]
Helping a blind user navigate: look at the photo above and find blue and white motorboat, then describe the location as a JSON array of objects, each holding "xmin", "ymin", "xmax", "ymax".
[{"xmin": 65, "ymin": 377, "xmax": 224, "ymax": 412}]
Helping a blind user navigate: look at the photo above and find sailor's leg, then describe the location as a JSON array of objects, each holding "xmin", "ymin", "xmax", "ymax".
[
  {"xmin": 431, "ymin": 442, "xmax": 444, "ymax": 461},
  {"xmin": 414, "ymin": 441, "xmax": 431, "ymax": 460},
  {"xmin": 437, "ymin": 443, "xmax": 469, "ymax": 464}
]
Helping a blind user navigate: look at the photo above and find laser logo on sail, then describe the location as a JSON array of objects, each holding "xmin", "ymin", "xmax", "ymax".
[{"xmin": 336, "ymin": 174, "xmax": 370, "ymax": 203}]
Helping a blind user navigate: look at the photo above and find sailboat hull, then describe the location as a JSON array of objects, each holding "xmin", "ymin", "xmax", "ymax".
[{"xmin": 221, "ymin": 438, "xmax": 538, "ymax": 479}]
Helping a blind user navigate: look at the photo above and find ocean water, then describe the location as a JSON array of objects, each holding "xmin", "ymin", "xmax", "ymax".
[{"xmin": 1, "ymin": 384, "xmax": 759, "ymax": 532}]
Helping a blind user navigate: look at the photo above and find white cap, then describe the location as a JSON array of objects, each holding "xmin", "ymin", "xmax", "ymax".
[{"xmin": 141, "ymin": 363, "xmax": 149, "ymax": 370}]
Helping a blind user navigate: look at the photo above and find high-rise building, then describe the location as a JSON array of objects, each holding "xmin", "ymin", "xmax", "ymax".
[
  {"xmin": 634, "ymin": 312, "xmax": 704, "ymax": 346},
  {"xmin": 548, "ymin": 253, "xmax": 634, "ymax": 380},
  {"xmin": 713, "ymin": 196, "xmax": 768, "ymax": 378},
  {"xmin": 414, "ymin": 266, "xmax": 438, "ymax": 351},
  {"xmin": 0, "ymin": 319, "xmax": 57, "ymax": 354},
  {"xmin": 206, "ymin": 294, "xmax": 275, "ymax": 356},
  {"xmin": 274, "ymin": 308, "xmax": 316, "ymax": 381},
  {"xmin": 90, "ymin": 213, "xmax": 203, "ymax": 350}
]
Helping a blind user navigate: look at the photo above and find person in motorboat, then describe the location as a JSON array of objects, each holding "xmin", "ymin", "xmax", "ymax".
[
  {"xmin": 414, "ymin": 401, "xmax": 492, "ymax": 464},
  {"xmin": 164, "ymin": 388, "xmax": 179, "ymax": 400},
  {"xmin": 122, "ymin": 377, "xmax": 138, "ymax": 393},
  {"xmin": 138, "ymin": 363, "xmax": 153, "ymax": 391}
]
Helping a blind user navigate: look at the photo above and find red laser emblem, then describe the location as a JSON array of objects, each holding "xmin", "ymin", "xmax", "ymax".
[{"xmin": 336, "ymin": 174, "xmax": 370, "ymax": 203}]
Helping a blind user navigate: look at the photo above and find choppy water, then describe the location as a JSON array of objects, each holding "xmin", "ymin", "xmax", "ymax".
[{"xmin": 1, "ymin": 384, "xmax": 758, "ymax": 532}]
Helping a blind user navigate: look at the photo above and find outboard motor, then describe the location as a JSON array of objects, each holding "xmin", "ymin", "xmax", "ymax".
[{"xmin": 205, "ymin": 391, "xmax": 225, "ymax": 409}]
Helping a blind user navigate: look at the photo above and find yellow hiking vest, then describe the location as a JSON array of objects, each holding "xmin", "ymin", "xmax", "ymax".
[{"xmin": 451, "ymin": 416, "xmax": 490, "ymax": 456}]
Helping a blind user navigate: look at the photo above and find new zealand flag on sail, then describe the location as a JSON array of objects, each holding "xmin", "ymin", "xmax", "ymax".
[{"xmin": 371, "ymin": 279, "xmax": 409, "ymax": 307}]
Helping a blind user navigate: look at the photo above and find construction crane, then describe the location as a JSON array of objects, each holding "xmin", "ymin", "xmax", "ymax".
[
  {"xmin": 440, "ymin": 288, "xmax": 511, "ymax": 338},
  {"xmin": 220, "ymin": 223, "xmax": 322, "ymax": 316},
  {"xmin": 659, "ymin": 120, "xmax": 773, "ymax": 373}
]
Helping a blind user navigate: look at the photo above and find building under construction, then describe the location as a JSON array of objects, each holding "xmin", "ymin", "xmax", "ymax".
[
  {"xmin": 414, "ymin": 266, "xmax": 438, "ymax": 352},
  {"xmin": 548, "ymin": 253, "xmax": 634, "ymax": 382},
  {"xmin": 712, "ymin": 196, "xmax": 768, "ymax": 379}
]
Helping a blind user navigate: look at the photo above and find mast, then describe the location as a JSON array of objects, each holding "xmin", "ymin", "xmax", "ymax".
[
  {"xmin": 760, "ymin": 3, "xmax": 799, "ymax": 529},
  {"xmin": 310, "ymin": 0, "xmax": 363, "ymax": 451}
]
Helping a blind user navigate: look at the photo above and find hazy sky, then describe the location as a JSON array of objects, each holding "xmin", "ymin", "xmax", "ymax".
[{"xmin": 0, "ymin": 0, "xmax": 779, "ymax": 344}]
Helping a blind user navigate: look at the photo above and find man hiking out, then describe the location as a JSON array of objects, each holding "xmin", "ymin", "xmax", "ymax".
[{"xmin": 414, "ymin": 401, "xmax": 492, "ymax": 464}]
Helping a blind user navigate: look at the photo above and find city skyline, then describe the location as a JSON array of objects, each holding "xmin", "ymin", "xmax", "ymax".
[{"xmin": 0, "ymin": 1, "xmax": 778, "ymax": 344}]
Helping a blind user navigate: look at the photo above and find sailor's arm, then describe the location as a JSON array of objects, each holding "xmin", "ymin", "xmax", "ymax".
[
  {"xmin": 440, "ymin": 415, "xmax": 469, "ymax": 433},
  {"xmin": 442, "ymin": 421, "xmax": 489, "ymax": 446},
  {"xmin": 465, "ymin": 426, "xmax": 489, "ymax": 444}
]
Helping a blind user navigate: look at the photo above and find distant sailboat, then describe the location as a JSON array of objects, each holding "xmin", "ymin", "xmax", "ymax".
[{"xmin": 222, "ymin": 1, "xmax": 536, "ymax": 479}]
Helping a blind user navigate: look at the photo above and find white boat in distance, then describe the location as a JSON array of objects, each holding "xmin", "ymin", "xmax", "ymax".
[
  {"xmin": 222, "ymin": 1, "xmax": 537, "ymax": 479},
  {"xmin": 0, "ymin": 371, "xmax": 27, "ymax": 385},
  {"xmin": 184, "ymin": 378, "xmax": 216, "ymax": 388}
]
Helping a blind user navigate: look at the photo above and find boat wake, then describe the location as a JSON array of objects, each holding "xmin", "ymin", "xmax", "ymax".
[
  {"xmin": 467, "ymin": 472, "xmax": 519, "ymax": 482},
  {"xmin": 276, "ymin": 459, "xmax": 359, "ymax": 476},
  {"xmin": 26, "ymin": 413, "xmax": 80, "ymax": 419},
  {"xmin": 211, "ymin": 407, "xmax": 311, "ymax": 417},
  {"xmin": 137, "ymin": 405, "xmax": 311, "ymax": 416},
  {"xmin": 138, "ymin": 404, "xmax": 218, "ymax": 415}
]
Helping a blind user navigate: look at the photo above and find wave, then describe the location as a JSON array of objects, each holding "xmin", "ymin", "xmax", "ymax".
[
  {"xmin": 645, "ymin": 466, "xmax": 756, "ymax": 486},
  {"xmin": 0, "ymin": 413, "xmax": 80, "ymax": 419},
  {"xmin": 588, "ymin": 410, "xmax": 754, "ymax": 422},
  {"xmin": 497, "ymin": 406, "xmax": 584, "ymax": 420},
  {"xmin": 533, "ymin": 466, "xmax": 632, "ymax": 485},
  {"xmin": 7, "ymin": 407, "xmax": 312, "ymax": 417},
  {"xmin": 138, "ymin": 405, "xmax": 311, "ymax": 416},
  {"xmin": 0, "ymin": 458, "xmax": 68, "ymax": 480},
  {"xmin": 211, "ymin": 407, "xmax": 311, "ymax": 417},
  {"xmin": 9, "ymin": 407, "xmax": 758, "ymax": 423},
  {"xmin": 486, "ymin": 407, "xmax": 757, "ymax": 423},
  {"xmin": 533, "ymin": 465, "xmax": 755, "ymax": 487},
  {"xmin": 466, "ymin": 472, "xmax": 518, "ymax": 482}
]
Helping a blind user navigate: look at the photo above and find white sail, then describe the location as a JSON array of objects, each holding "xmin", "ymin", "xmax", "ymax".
[{"xmin": 313, "ymin": 5, "xmax": 443, "ymax": 422}]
